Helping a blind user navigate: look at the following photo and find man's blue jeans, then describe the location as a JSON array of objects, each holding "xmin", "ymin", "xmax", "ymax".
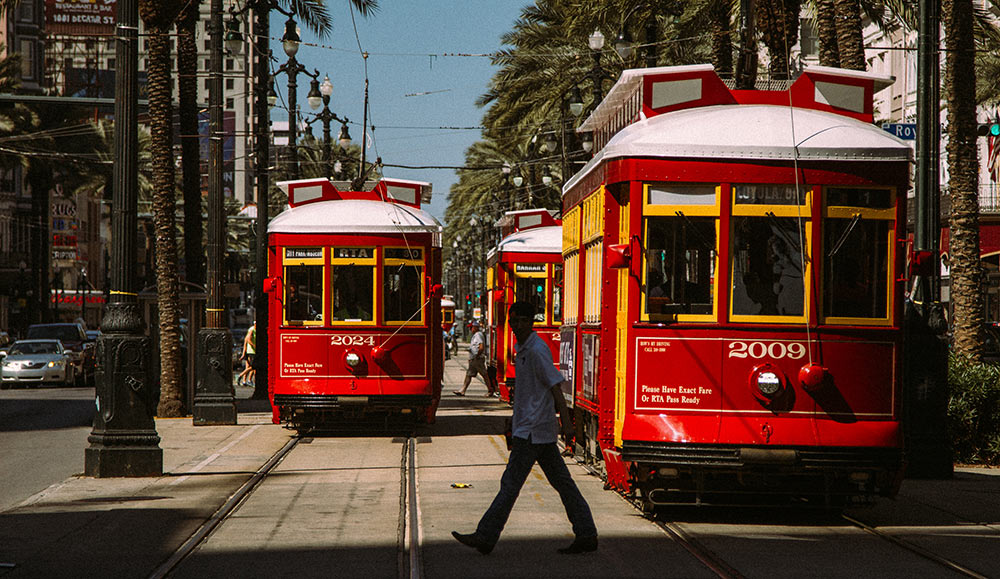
[{"xmin": 476, "ymin": 436, "xmax": 597, "ymax": 545}]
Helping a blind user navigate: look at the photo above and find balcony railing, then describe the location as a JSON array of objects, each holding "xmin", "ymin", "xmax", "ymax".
[{"xmin": 980, "ymin": 184, "xmax": 1000, "ymax": 214}]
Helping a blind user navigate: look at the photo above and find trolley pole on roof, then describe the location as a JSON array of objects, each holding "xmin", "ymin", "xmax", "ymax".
[
  {"xmin": 904, "ymin": 0, "xmax": 951, "ymax": 478},
  {"xmin": 84, "ymin": 0, "xmax": 162, "ymax": 477},
  {"xmin": 193, "ymin": 0, "xmax": 236, "ymax": 425}
]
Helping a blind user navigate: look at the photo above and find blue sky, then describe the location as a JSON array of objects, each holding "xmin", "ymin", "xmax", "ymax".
[{"xmin": 269, "ymin": 1, "xmax": 529, "ymax": 222}]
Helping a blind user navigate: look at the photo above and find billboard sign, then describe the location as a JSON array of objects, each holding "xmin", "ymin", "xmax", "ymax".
[{"xmin": 46, "ymin": 0, "xmax": 117, "ymax": 36}]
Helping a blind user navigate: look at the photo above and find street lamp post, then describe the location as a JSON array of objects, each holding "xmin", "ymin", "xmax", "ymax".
[
  {"xmin": 194, "ymin": 0, "xmax": 237, "ymax": 425},
  {"xmin": 273, "ymin": 15, "xmax": 318, "ymax": 181},
  {"xmin": 306, "ymin": 74, "xmax": 351, "ymax": 178},
  {"xmin": 85, "ymin": 0, "xmax": 162, "ymax": 477}
]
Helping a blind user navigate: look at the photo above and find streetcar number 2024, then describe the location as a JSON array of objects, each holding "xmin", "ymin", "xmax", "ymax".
[
  {"xmin": 330, "ymin": 335, "xmax": 375, "ymax": 346},
  {"xmin": 728, "ymin": 341, "xmax": 806, "ymax": 360}
]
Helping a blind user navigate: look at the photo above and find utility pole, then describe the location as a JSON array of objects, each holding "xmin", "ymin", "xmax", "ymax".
[
  {"xmin": 84, "ymin": 0, "xmax": 162, "ymax": 477},
  {"xmin": 252, "ymin": 2, "xmax": 270, "ymax": 401},
  {"xmin": 194, "ymin": 0, "xmax": 237, "ymax": 425},
  {"xmin": 904, "ymin": 0, "xmax": 951, "ymax": 478}
]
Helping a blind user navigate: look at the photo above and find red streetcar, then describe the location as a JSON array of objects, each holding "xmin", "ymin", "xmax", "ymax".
[
  {"xmin": 486, "ymin": 209, "xmax": 563, "ymax": 402},
  {"xmin": 263, "ymin": 177, "xmax": 444, "ymax": 431},
  {"xmin": 441, "ymin": 295, "xmax": 456, "ymax": 332},
  {"xmin": 560, "ymin": 64, "xmax": 911, "ymax": 506}
]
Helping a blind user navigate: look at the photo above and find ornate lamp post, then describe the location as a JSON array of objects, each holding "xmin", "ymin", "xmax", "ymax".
[
  {"xmin": 306, "ymin": 74, "xmax": 351, "ymax": 177},
  {"xmin": 194, "ymin": 0, "xmax": 237, "ymax": 425},
  {"xmin": 85, "ymin": 0, "xmax": 161, "ymax": 476},
  {"xmin": 273, "ymin": 15, "xmax": 318, "ymax": 180}
]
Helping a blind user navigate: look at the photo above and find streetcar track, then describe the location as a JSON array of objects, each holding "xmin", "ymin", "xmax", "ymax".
[
  {"xmin": 843, "ymin": 514, "xmax": 989, "ymax": 579},
  {"xmin": 148, "ymin": 435, "xmax": 300, "ymax": 579},
  {"xmin": 398, "ymin": 437, "xmax": 422, "ymax": 579}
]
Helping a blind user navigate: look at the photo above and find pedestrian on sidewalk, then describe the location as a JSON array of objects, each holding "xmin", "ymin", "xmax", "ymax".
[
  {"xmin": 237, "ymin": 322, "xmax": 256, "ymax": 386},
  {"xmin": 453, "ymin": 319, "xmax": 496, "ymax": 396},
  {"xmin": 452, "ymin": 301, "xmax": 597, "ymax": 555}
]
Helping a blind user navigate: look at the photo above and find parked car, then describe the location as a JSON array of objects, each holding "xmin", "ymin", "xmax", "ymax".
[
  {"xmin": 25, "ymin": 323, "xmax": 94, "ymax": 386},
  {"xmin": 1, "ymin": 339, "xmax": 74, "ymax": 388}
]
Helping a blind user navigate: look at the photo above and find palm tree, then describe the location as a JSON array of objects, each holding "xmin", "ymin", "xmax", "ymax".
[
  {"xmin": 755, "ymin": 0, "xmax": 801, "ymax": 80},
  {"xmin": 177, "ymin": 1, "xmax": 204, "ymax": 289},
  {"xmin": 833, "ymin": 0, "xmax": 865, "ymax": 70},
  {"xmin": 944, "ymin": 0, "xmax": 985, "ymax": 361},
  {"xmin": 139, "ymin": 0, "xmax": 186, "ymax": 416},
  {"xmin": 816, "ymin": 0, "xmax": 840, "ymax": 66}
]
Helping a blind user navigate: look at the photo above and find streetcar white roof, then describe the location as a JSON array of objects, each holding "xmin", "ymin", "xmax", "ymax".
[
  {"xmin": 441, "ymin": 298, "xmax": 456, "ymax": 308},
  {"xmin": 565, "ymin": 104, "xmax": 912, "ymax": 194},
  {"xmin": 269, "ymin": 198, "xmax": 442, "ymax": 236},
  {"xmin": 495, "ymin": 225, "xmax": 562, "ymax": 255}
]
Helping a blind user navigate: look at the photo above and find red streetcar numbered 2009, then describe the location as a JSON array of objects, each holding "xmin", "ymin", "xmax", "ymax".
[{"xmin": 727, "ymin": 341, "xmax": 806, "ymax": 360}]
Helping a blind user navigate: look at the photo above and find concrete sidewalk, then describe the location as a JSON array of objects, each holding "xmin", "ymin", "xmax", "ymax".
[{"xmin": 0, "ymin": 412, "xmax": 292, "ymax": 578}]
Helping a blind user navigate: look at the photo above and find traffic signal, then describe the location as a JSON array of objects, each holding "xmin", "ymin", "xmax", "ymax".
[
  {"xmin": 978, "ymin": 121, "xmax": 1000, "ymax": 137},
  {"xmin": 465, "ymin": 294, "xmax": 472, "ymax": 306}
]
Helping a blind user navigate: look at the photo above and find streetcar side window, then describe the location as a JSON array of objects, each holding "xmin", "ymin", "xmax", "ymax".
[
  {"xmin": 552, "ymin": 264, "xmax": 563, "ymax": 324},
  {"xmin": 384, "ymin": 264, "xmax": 423, "ymax": 323},
  {"xmin": 285, "ymin": 265, "xmax": 323, "ymax": 323},
  {"xmin": 644, "ymin": 217, "xmax": 715, "ymax": 315},
  {"xmin": 332, "ymin": 265, "xmax": 375, "ymax": 322}
]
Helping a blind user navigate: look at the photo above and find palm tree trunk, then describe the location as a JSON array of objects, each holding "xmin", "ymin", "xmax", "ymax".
[
  {"xmin": 816, "ymin": 0, "xmax": 840, "ymax": 67},
  {"xmin": 709, "ymin": 0, "xmax": 733, "ymax": 78},
  {"xmin": 944, "ymin": 0, "xmax": 985, "ymax": 360},
  {"xmin": 178, "ymin": 1, "xmax": 204, "ymax": 288},
  {"xmin": 833, "ymin": 0, "xmax": 866, "ymax": 70},
  {"xmin": 145, "ymin": 25, "xmax": 184, "ymax": 416}
]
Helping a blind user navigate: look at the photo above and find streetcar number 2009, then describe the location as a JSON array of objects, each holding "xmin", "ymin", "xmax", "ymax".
[
  {"xmin": 330, "ymin": 335, "xmax": 375, "ymax": 346},
  {"xmin": 728, "ymin": 341, "xmax": 806, "ymax": 359}
]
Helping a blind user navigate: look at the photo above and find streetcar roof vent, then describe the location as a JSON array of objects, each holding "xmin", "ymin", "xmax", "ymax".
[
  {"xmin": 578, "ymin": 64, "xmax": 895, "ymax": 156},
  {"xmin": 496, "ymin": 208, "xmax": 560, "ymax": 237},
  {"xmin": 277, "ymin": 177, "xmax": 432, "ymax": 209}
]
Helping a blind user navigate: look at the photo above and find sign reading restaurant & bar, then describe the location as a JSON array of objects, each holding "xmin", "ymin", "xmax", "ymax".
[{"xmin": 46, "ymin": 0, "xmax": 116, "ymax": 37}]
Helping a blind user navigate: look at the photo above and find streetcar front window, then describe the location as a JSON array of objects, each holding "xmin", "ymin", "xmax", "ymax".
[
  {"xmin": 824, "ymin": 219, "xmax": 888, "ymax": 318},
  {"xmin": 285, "ymin": 265, "xmax": 323, "ymax": 322},
  {"xmin": 332, "ymin": 265, "xmax": 374, "ymax": 322},
  {"xmin": 384, "ymin": 264, "xmax": 423, "ymax": 323},
  {"xmin": 730, "ymin": 217, "xmax": 805, "ymax": 317},
  {"xmin": 514, "ymin": 274, "xmax": 546, "ymax": 322},
  {"xmin": 644, "ymin": 216, "xmax": 715, "ymax": 315}
]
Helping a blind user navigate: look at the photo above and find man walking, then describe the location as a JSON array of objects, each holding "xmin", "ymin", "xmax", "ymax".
[
  {"xmin": 452, "ymin": 301, "xmax": 597, "ymax": 554},
  {"xmin": 453, "ymin": 319, "xmax": 495, "ymax": 396}
]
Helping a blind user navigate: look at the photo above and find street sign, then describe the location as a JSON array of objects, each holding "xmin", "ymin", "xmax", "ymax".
[{"xmin": 882, "ymin": 123, "xmax": 917, "ymax": 140}]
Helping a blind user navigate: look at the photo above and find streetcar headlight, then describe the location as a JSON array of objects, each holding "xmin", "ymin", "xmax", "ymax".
[
  {"xmin": 749, "ymin": 363, "xmax": 786, "ymax": 405},
  {"xmin": 756, "ymin": 371, "xmax": 781, "ymax": 396},
  {"xmin": 344, "ymin": 351, "xmax": 362, "ymax": 367}
]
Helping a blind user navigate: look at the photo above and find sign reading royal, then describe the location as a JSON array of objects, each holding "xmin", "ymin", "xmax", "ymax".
[
  {"xmin": 882, "ymin": 123, "xmax": 917, "ymax": 140},
  {"xmin": 46, "ymin": 0, "xmax": 116, "ymax": 37}
]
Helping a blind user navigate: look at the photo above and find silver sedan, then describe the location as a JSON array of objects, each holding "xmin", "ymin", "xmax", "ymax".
[{"xmin": 0, "ymin": 339, "xmax": 74, "ymax": 388}]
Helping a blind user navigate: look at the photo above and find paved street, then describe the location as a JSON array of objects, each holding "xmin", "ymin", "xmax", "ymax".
[{"xmin": 1, "ymin": 356, "xmax": 999, "ymax": 578}]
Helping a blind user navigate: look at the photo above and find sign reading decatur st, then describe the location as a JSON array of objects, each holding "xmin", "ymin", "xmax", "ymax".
[{"xmin": 46, "ymin": 0, "xmax": 116, "ymax": 36}]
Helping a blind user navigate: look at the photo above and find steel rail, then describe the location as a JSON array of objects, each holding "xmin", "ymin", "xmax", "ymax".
[
  {"xmin": 397, "ymin": 437, "xmax": 423, "ymax": 579},
  {"xmin": 148, "ymin": 436, "xmax": 300, "ymax": 579},
  {"xmin": 843, "ymin": 514, "xmax": 989, "ymax": 579}
]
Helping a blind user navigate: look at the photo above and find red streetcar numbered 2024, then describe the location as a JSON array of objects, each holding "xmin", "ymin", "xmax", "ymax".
[
  {"xmin": 330, "ymin": 335, "xmax": 375, "ymax": 347},
  {"xmin": 727, "ymin": 341, "xmax": 806, "ymax": 360}
]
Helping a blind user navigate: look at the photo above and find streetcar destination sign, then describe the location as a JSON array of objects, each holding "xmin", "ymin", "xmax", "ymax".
[{"xmin": 882, "ymin": 123, "xmax": 916, "ymax": 140}]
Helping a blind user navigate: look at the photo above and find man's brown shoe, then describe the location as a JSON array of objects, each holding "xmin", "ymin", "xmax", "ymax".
[{"xmin": 452, "ymin": 531, "xmax": 494, "ymax": 554}]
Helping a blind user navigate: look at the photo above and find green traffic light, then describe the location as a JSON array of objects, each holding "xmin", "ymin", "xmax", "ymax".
[{"xmin": 978, "ymin": 122, "xmax": 1000, "ymax": 137}]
